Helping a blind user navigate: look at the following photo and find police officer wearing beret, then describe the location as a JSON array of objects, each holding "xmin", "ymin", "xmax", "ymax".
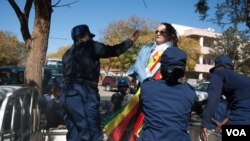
[
  {"xmin": 200, "ymin": 55, "xmax": 250, "ymax": 141},
  {"xmin": 60, "ymin": 24, "xmax": 139, "ymax": 141},
  {"xmin": 110, "ymin": 77, "xmax": 131, "ymax": 114},
  {"xmin": 39, "ymin": 77, "xmax": 65, "ymax": 129},
  {"xmin": 137, "ymin": 47, "xmax": 197, "ymax": 141}
]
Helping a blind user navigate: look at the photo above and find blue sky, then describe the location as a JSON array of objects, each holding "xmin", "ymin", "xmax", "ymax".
[{"xmin": 0, "ymin": 0, "xmax": 221, "ymax": 54}]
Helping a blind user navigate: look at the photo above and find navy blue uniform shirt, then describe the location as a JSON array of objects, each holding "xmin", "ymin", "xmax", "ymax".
[
  {"xmin": 202, "ymin": 69, "xmax": 250, "ymax": 127},
  {"xmin": 39, "ymin": 94, "xmax": 64, "ymax": 129},
  {"xmin": 138, "ymin": 80, "xmax": 197, "ymax": 141}
]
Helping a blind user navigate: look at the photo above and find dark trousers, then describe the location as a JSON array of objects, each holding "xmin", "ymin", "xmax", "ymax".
[{"xmin": 60, "ymin": 82, "xmax": 103, "ymax": 141}]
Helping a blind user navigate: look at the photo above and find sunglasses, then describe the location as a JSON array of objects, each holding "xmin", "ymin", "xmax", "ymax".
[{"xmin": 155, "ymin": 30, "xmax": 167, "ymax": 35}]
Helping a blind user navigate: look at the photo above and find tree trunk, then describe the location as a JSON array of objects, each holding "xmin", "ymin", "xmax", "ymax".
[
  {"xmin": 25, "ymin": 20, "xmax": 50, "ymax": 94},
  {"xmin": 7, "ymin": 0, "xmax": 62, "ymax": 94},
  {"xmin": 25, "ymin": 0, "xmax": 51, "ymax": 94}
]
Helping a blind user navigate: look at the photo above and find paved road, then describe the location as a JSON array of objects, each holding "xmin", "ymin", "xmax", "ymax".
[
  {"xmin": 98, "ymin": 85, "xmax": 114, "ymax": 124},
  {"xmin": 98, "ymin": 85, "xmax": 113, "ymax": 101},
  {"xmin": 98, "ymin": 85, "xmax": 134, "ymax": 119}
]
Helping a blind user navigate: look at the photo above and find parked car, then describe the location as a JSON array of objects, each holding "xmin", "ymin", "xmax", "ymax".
[
  {"xmin": 101, "ymin": 76, "xmax": 137, "ymax": 93},
  {"xmin": 0, "ymin": 66, "xmax": 64, "ymax": 95},
  {"xmin": 102, "ymin": 76, "xmax": 124, "ymax": 91},
  {"xmin": 46, "ymin": 59, "xmax": 62, "ymax": 69},
  {"xmin": 195, "ymin": 81, "xmax": 210, "ymax": 102},
  {"xmin": 189, "ymin": 81, "xmax": 210, "ymax": 127},
  {"xmin": 191, "ymin": 81, "xmax": 210, "ymax": 115},
  {"xmin": 0, "ymin": 67, "xmax": 25, "ymax": 85}
]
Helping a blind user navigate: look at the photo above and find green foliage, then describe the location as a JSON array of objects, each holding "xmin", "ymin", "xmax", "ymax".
[
  {"xmin": 46, "ymin": 45, "xmax": 71, "ymax": 60},
  {"xmin": 195, "ymin": 0, "xmax": 250, "ymax": 31},
  {"xmin": 0, "ymin": 31, "xmax": 26, "ymax": 66},
  {"xmin": 100, "ymin": 16, "xmax": 156, "ymax": 72},
  {"xmin": 100, "ymin": 16, "xmax": 202, "ymax": 72},
  {"xmin": 178, "ymin": 36, "xmax": 201, "ymax": 71},
  {"xmin": 211, "ymin": 27, "xmax": 250, "ymax": 76},
  {"xmin": 16, "ymin": 42, "xmax": 27, "ymax": 66},
  {"xmin": 195, "ymin": 0, "xmax": 209, "ymax": 20},
  {"xmin": 195, "ymin": 0, "xmax": 250, "ymax": 75}
]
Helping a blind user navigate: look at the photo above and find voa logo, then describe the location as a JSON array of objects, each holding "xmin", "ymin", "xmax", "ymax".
[{"xmin": 226, "ymin": 129, "xmax": 246, "ymax": 136}]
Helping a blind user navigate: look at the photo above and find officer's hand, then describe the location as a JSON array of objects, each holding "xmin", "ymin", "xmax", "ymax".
[
  {"xmin": 200, "ymin": 127, "xmax": 208, "ymax": 141},
  {"xmin": 130, "ymin": 30, "xmax": 140, "ymax": 42}
]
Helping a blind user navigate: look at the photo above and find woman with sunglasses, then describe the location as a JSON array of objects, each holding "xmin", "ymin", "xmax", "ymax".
[
  {"xmin": 125, "ymin": 22, "xmax": 179, "ymax": 140},
  {"xmin": 127, "ymin": 22, "xmax": 178, "ymax": 84}
]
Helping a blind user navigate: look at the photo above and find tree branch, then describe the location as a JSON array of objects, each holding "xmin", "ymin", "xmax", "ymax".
[
  {"xmin": 246, "ymin": 0, "xmax": 250, "ymax": 28},
  {"xmin": 142, "ymin": 0, "xmax": 148, "ymax": 9},
  {"xmin": 24, "ymin": 0, "xmax": 33, "ymax": 16},
  {"xmin": 8, "ymin": 0, "xmax": 31, "ymax": 45},
  {"xmin": 8, "ymin": 0, "xmax": 24, "ymax": 21},
  {"xmin": 52, "ymin": 0, "xmax": 61, "ymax": 7},
  {"xmin": 52, "ymin": 0, "xmax": 78, "ymax": 7}
]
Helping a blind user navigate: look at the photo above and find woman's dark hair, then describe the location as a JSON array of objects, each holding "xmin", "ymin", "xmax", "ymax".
[{"xmin": 160, "ymin": 22, "xmax": 178, "ymax": 47}]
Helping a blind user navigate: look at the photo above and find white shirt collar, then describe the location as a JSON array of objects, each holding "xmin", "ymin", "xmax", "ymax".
[{"xmin": 151, "ymin": 41, "xmax": 173, "ymax": 55}]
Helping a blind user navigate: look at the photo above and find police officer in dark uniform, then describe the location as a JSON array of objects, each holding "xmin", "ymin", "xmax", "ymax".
[
  {"xmin": 137, "ymin": 47, "xmax": 197, "ymax": 141},
  {"xmin": 200, "ymin": 55, "xmax": 250, "ymax": 141},
  {"xmin": 110, "ymin": 77, "xmax": 131, "ymax": 113},
  {"xmin": 39, "ymin": 77, "xmax": 65, "ymax": 129},
  {"xmin": 60, "ymin": 24, "xmax": 139, "ymax": 141}
]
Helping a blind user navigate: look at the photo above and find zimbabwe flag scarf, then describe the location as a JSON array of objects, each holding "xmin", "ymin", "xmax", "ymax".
[{"xmin": 104, "ymin": 48, "xmax": 165, "ymax": 141}]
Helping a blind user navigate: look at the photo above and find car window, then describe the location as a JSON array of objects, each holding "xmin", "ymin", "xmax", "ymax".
[
  {"xmin": 0, "ymin": 68, "xmax": 25, "ymax": 85},
  {"xmin": 195, "ymin": 83, "xmax": 210, "ymax": 92},
  {"xmin": 0, "ymin": 72, "xmax": 10, "ymax": 85},
  {"xmin": 11, "ymin": 72, "xmax": 24, "ymax": 84},
  {"xmin": 0, "ymin": 67, "xmax": 63, "ymax": 86}
]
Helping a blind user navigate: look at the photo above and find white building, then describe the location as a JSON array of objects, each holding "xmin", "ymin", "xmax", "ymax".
[{"xmin": 172, "ymin": 24, "xmax": 222, "ymax": 81}]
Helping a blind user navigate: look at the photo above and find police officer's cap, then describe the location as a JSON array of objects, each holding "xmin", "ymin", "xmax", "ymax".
[
  {"xmin": 160, "ymin": 47, "xmax": 187, "ymax": 70},
  {"xmin": 48, "ymin": 77, "xmax": 64, "ymax": 88},
  {"xmin": 118, "ymin": 78, "xmax": 129, "ymax": 87},
  {"xmin": 209, "ymin": 55, "xmax": 233, "ymax": 73},
  {"xmin": 71, "ymin": 24, "xmax": 95, "ymax": 41}
]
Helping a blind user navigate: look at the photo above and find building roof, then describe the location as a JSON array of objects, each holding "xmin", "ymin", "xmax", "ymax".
[{"xmin": 172, "ymin": 23, "xmax": 222, "ymax": 38}]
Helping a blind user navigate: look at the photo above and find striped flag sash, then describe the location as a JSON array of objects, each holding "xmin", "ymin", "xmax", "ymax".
[{"xmin": 104, "ymin": 49, "xmax": 165, "ymax": 141}]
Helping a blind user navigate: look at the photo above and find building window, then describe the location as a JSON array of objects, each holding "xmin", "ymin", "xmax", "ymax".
[
  {"xmin": 203, "ymin": 55, "xmax": 214, "ymax": 65},
  {"xmin": 203, "ymin": 38, "xmax": 215, "ymax": 47}
]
